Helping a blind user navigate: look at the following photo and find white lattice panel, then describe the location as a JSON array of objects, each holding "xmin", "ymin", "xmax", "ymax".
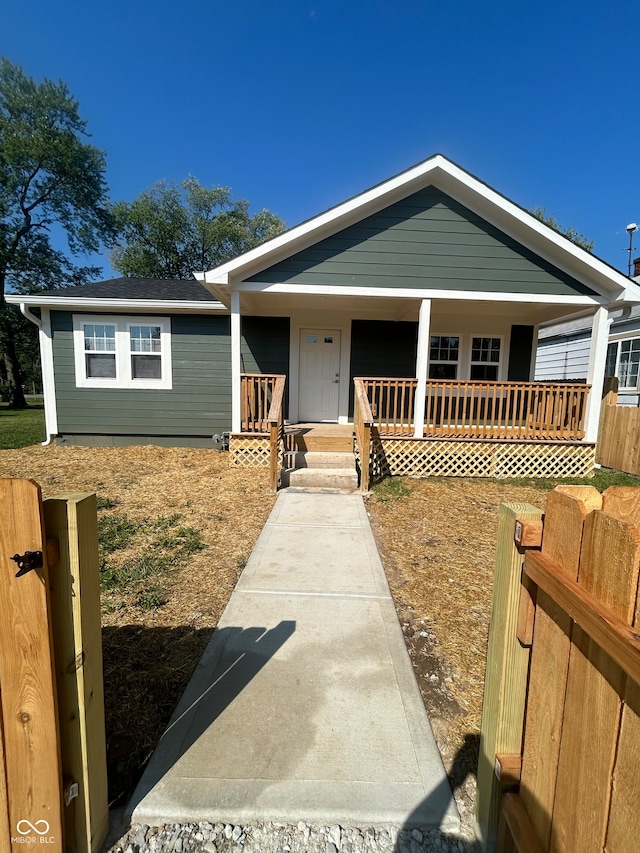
[{"xmin": 371, "ymin": 439, "xmax": 595, "ymax": 480}]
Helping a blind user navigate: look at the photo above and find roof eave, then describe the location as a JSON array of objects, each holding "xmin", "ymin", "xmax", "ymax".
[{"xmin": 5, "ymin": 294, "xmax": 227, "ymax": 312}]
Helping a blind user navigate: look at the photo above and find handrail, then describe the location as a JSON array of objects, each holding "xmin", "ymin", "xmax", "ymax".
[
  {"xmin": 359, "ymin": 378, "xmax": 590, "ymax": 440},
  {"xmin": 240, "ymin": 373, "xmax": 284, "ymax": 433},
  {"xmin": 353, "ymin": 378, "xmax": 374, "ymax": 491},
  {"xmin": 266, "ymin": 375, "xmax": 287, "ymax": 492}
]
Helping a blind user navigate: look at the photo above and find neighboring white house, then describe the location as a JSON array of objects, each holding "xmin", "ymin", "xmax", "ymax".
[{"xmin": 536, "ymin": 298, "xmax": 640, "ymax": 407}]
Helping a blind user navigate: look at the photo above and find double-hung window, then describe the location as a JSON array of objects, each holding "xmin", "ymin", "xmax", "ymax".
[
  {"xmin": 429, "ymin": 335, "xmax": 459, "ymax": 379},
  {"xmin": 470, "ymin": 337, "xmax": 501, "ymax": 380},
  {"xmin": 73, "ymin": 315, "xmax": 172, "ymax": 389},
  {"xmin": 606, "ymin": 337, "xmax": 640, "ymax": 389}
]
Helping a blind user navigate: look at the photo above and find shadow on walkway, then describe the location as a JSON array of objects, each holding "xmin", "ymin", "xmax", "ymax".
[
  {"xmin": 394, "ymin": 733, "xmax": 480, "ymax": 852},
  {"xmin": 126, "ymin": 620, "xmax": 296, "ymax": 815}
]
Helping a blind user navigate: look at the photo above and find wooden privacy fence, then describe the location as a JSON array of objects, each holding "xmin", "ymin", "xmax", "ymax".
[
  {"xmin": 359, "ymin": 378, "xmax": 589, "ymax": 440},
  {"xmin": 597, "ymin": 380, "xmax": 640, "ymax": 475},
  {"xmin": 0, "ymin": 480, "xmax": 108, "ymax": 853},
  {"xmin": 476, "ymin": 485, "xmax": 640, "ymax": 853}
]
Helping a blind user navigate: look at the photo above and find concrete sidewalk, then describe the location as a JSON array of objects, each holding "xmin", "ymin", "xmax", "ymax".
[{"xmin": 129, "ymin": 491, "xmax": 459, "ymax": 832}]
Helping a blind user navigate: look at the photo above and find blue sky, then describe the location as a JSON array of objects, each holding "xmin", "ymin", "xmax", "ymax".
[{"xmin": 3, "ymin": 0, "xmax": 640, "ymax": 275}]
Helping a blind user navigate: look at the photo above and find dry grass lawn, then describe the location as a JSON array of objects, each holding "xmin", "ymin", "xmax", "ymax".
[{"xmin": 0, "ymin": 443, "xmax": 550, "ymax": 815}]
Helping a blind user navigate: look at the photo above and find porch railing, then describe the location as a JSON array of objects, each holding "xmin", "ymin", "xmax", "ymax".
[
  {"xmin": 267, "ymin": 375, "xmax": 286, "ymax": 492},
  {"xmin": 241, "ymin": 373, "xmax": 284, "ymax": 433},
  {"xmin": 353, "ymin": 378, "xmax": 374, "ymax": 492},
  {"xmin": 359, "ymin": 378, "xmax": 590, "ymax": 440}
]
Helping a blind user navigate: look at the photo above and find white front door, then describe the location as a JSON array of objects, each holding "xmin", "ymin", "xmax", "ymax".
[{"xmin": 298, "ymin": 329, "xmax": 341, "ymax": 421}]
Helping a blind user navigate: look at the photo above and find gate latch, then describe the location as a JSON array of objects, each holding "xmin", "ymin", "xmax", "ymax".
[{"xmin": 10, "ymin": 550, "xmax": 44, "ymax": 577}]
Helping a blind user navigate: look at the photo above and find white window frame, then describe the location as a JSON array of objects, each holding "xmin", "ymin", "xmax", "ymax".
[
  {"xmin": 73, "ymin": 314, "xmax": 172, "ymax": 389},
  {"xmin": 428, "ymin": 333, "xmax": 460, "ymax": 380},
  {"xmin": 606, "ymin": 334, "xmax": 640, "ymax": 390},
  {"xmin": 469, "ymin": 335, "xmax": 503, "ymax": 381}
]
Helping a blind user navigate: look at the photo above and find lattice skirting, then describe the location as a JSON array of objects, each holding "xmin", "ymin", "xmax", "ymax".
[
  {"xmin": 229, "ymin": 434, "xmax": 270, "ymax": 467},
  {"xmin": 368, "ymin": 438, "xmax": 596, "ymax": 480}
]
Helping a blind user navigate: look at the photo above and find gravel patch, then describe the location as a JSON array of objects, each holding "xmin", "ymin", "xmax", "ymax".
[{"xmin": 106, "ymin": 820, "xmax": 478, "ymax": 853}]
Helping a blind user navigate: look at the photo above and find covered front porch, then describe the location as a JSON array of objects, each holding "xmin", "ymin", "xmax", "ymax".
[{"xmin": 231, "ymin": 370, "xmax": 597, "ymax": 489}]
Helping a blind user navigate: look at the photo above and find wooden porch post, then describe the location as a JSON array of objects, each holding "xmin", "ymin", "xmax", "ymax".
[
  {"xmin": 584, "ymin": 306, "xmax": 611, "ymax": 443},
  {"xmin": 413, "ymin": 299, "xmax": 431, "ymax": 438},
  {"xmin": 231, "ymin": 289, "xmax": 241, "ymax": 434}
]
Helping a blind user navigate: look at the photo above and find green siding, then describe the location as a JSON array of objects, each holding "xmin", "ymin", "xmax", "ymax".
[
  {"xmin": 248, "ymin": 188, "xmax": 595, "ymax": 297},
  {"xmin": 52, "ymin": 311, "xmax": 232, "ymax": 441},
  {"xmin": 241, "ymin": 316, "xmax": 290, "ymax": 418},
  {"xmin": 241, "ymin": 316, "xmax": 289, "ymax": 375},
  {"xmin": 349, "ymin": 320, "xmax": 418, "ymax": 415}
]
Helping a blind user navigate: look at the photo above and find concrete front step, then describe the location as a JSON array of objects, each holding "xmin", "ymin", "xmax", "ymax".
[
  {"xmin": 286, "ymin": 450, "xmax": 355, "ymax": 470},
  {"xmin": 283, "ymin": 467, "xmax": 359, "ymax": 490}
]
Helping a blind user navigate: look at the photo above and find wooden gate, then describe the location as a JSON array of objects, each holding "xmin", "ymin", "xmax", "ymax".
[
  {"xmin": 477, "ymin": 485, "xmax": 640, "ymax": 852},
  {"xmin": 0, "ymin": 479, "xmax": 108, "ymax": 853}
]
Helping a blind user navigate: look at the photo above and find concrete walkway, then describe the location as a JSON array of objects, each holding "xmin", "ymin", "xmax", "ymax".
[{"xmin": 129, "ymin": 491, "xmax": 459, "ymax": 832}]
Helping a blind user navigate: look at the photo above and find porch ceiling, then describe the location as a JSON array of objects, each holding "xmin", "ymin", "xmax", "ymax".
[{"xmin": 238, "ymin": 289, "xmax": 595, "ymax": 326}]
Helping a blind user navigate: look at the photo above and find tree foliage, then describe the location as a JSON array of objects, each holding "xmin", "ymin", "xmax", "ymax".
[
  {"xmin": 0, "ymin": 57, "xmax": 113, "ymax": 406},
  {"xmin": 110, "ymin": 177, "xmax": 286, "ymax": 279},
  {"xmin": 530, "ymin": 207, "xmax": 594, "ymax": 253}
]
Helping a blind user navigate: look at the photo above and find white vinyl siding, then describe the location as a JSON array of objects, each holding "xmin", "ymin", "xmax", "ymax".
[{"xmin": 535, "ymin": 335, "xmax": 590, "ymax": 381}]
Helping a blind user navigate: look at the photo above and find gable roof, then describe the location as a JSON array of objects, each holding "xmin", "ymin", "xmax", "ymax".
[
  {"xmin": 198, "ymin": 154, "xmax": 640, "ymax": 307},
  {"xmin": 6, "ymin": 277, "xmax": 224, "ymax": 311}
]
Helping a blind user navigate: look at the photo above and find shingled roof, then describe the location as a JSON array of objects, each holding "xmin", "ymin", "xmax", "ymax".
[{"xmin": 36, "ymin": 277, "xmax": 216, "ymax": 302}]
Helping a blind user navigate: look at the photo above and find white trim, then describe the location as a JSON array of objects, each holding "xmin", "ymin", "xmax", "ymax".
[
  {"xmin": 39, "ymin": 308, "xmax": 58, "ymax": 439},
  {"xmin": 428, "ymin": 332, "xmax": 461, "ymax": 379},
  {"xmin": 19, "ymin": 303, "xmax": 58, "ymax": 444},
  {"xmin": 6, "ymin": 295, "xmax": 227, "ymax": 312},
  {"xmin": 606, "ymin": 335, "xmax": 640, "ymax": 391},
  {"xmin": 584, "ymin": 307, "xmax": 612, "ymax": 442},
  {"xmin": 234, "ymin": 281, "xmax": 604, "ymax": 306},
  {"xmin": 72, "ymin": 314, "xmax": 172, "ymax": 389},
  {"xmin": 530, "ymin": 326, "xmax": 540, "ymax": 381},
  {"xmin": 413, "ymin": 300, "xmax": 431, "ymax": 438},
  {"xmin": 231, "ymin": 291, "xmax": 241, "ymax": 433},
  {"xmin": 469, "ymin": 334, "xmax": 504, "ymax": 381}
]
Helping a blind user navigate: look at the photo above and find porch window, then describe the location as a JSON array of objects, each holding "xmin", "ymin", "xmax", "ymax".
[
  {"xmin": 429, "ymin": 335, "xmax": 459, "ymax": 379},
  {"xmin": 73, "ymin": 315, "xmax": 172, "ymax": 389},
  {"xmin": 606, "ymin": 338, "xmax": 640, "ymax": 389},
  {"xmin": 470, "ymin": 337, "xmax": 501, "ymax": 381}
]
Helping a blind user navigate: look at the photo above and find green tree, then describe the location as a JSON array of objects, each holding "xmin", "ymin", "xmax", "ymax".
[
  {"xmin": 110, "ymin": 177, "xmax": 285, "ymax": 279},
  {"xmin": 0, "ymin": 58, "xmax": 113, "ymax": 408},
  {"xmin": 530, "ymin": 207, "xmax": 594, "ymax": 253}
]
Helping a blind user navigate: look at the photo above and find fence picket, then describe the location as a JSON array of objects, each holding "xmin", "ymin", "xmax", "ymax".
[
  {"xmin": 44, "ymin": 495, "xmax": 108, "ymax": 853},
  {"xmin": 475, "ymin": 502, "xmax": 543, "ymax": 852},
  {"xmin": 519, "ymin": 486, "xmax": 601, "ymax": 850},
  {"xmin": 551, "ymin": 510, "xmax": 640, "ymax": 853},
  {"xmin": 0, "ymin": 714, "xmax": 9, "ymax": 853},
  {"xmin": 0, "ymin": 479, "xmax": 63, "ymax": 853}
]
